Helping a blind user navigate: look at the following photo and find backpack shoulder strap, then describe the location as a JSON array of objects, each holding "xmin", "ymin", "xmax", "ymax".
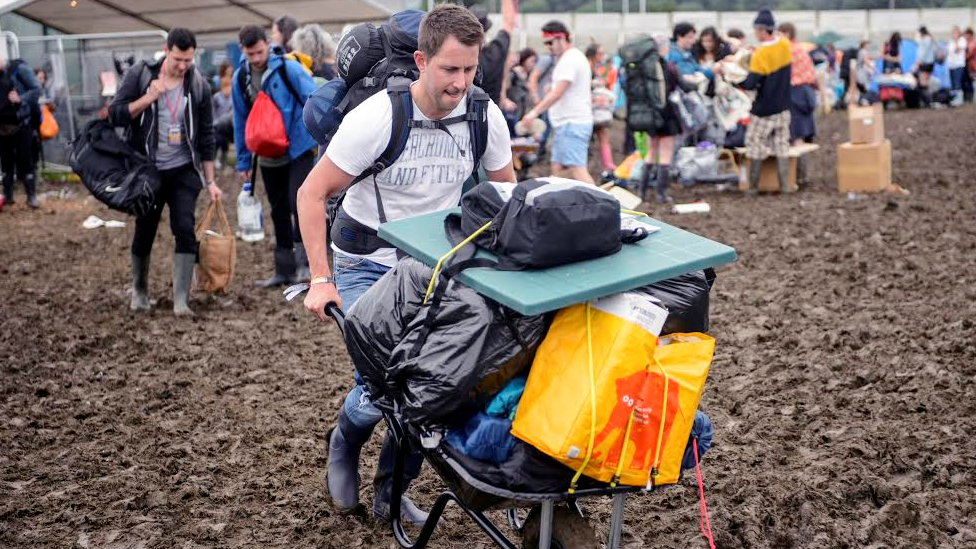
[
  {"xmin": 137, "ymin": 61, "xmax": 153, "ymax": 94},
  {"xmin": 276, "ymin": 61, "xmax": 303, "ymax": 107},
  {"xmin": 348, "ymin": 75, "xmax": 414, "ymax": 224},
  {"xmin": 465, "ymin": 85, "xmax": 490, "ymax": 184},
  {"xmin": 237, "ymin": 66, "xmax": 251, "ymax": 110}
]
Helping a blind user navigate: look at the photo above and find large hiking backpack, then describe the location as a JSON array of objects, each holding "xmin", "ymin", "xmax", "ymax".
[
  {"xmin": 70, "ymin": 118, "xmax": 160, "ymax": 217},
  {"xmin": 619, "ymin": 35, "xmax": 667, "ymax": 133},
  {"xmin": 305, "ymin": 10, "xmax": 489, "ymax": 191},
  {"xmin": 302, "ymin": 10, "xmax": 490, "ymax": 253}
]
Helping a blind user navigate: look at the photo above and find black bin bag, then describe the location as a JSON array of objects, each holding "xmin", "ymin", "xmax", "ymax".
[
  {"xmin": 343, "ymin": 257, "xmax": 549, "ymax": 431},
  {"xmin": 635, "ymin": 268, "xmax": 716, "ymax": 334},
  {"xmin": 69, "ymin": 119, "xmax": 160, "ymax": 218}
]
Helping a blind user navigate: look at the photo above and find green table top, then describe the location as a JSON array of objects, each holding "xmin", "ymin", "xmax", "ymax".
[{"xmin": 378, "ymin": 209, "xmax": 737, "ymax": 316}]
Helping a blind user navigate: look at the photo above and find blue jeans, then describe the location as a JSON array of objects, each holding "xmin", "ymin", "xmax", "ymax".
[
  {"xmin": 334, "ymin": 251, "xmax": 391, "ymax": 428},
  {"xmin": 950, "ymin": 67, "xmax": 965, "ymax": 91}
]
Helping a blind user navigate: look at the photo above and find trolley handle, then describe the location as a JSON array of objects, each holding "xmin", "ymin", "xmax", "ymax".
[
  {"xmin": 325, "ymin": 302, "xmax": 345, "ymax": 334},
  {"xmin": 283, "ymin": 283, "xmax": 345, "ymax": 334}
]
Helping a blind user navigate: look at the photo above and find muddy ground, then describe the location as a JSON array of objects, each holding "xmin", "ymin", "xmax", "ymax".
[{"xmin": 2, "ymin": 104, "xmax": 975, "ymax": 549}]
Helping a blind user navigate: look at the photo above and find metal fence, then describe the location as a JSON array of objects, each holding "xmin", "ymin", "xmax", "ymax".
[{"xmin": 2, "ymin": 31, "xmax": 167, "ymax": 164}]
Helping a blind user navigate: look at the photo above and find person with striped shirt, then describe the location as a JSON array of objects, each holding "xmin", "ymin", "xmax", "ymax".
[{"xmin": 739, "ymin": 8, "xmax": 793, "ymax": 194}]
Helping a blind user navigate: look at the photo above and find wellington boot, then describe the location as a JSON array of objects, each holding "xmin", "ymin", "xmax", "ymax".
[
  {"xmin": 172, "ymin": 253, "xmax": 195, "ymax": 316},
  {"xmin": 324, "ymin": 410, "xmax": 371, "ymax": 513},
  {"xmin": 745, "ymin": 158, "xmax": 762, "ymax": 195},
  {"xmin": 130, "ymin": 253, "xmax": 151, "ymax": 311},
  {"xmin": 777, "ymin": 157, "xmax": 793, "ymax": 193},
  {"xmin": 254, "ymin": 248, "xmax": 298, "ymax": 288}
]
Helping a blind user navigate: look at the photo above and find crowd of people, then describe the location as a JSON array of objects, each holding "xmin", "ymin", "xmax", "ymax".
[
  {"xmin": 494, "ymin": 17, "xmax": 976, "ymax": 200},
  {"xmin": 3, "ymin": 7, "xmax": 972, "ymax": 304}
]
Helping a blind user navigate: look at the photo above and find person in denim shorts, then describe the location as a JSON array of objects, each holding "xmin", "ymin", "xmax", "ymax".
[
  {"xmin": 518, "ymin": 20, "xmax": 595, "ymax": 183},
  {"xmin": 295, "ymin": 4, "xmax": 515, "ymax": 526}
]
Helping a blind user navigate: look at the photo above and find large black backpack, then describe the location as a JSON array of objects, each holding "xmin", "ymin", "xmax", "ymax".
[
  {"xmin": 69, "ymin": 118, "xmax": 160, "ymax": 217},
  {"xmin": 306, "ymin": 10, "xmax": 489, "ymax": 195},
  {"xmin": 619, "ymin": 35, "xmax": 667, "ymax": 132},
  {"xmin": 303, "ymin": 10, "xmax": 490, "ymax": 254}
]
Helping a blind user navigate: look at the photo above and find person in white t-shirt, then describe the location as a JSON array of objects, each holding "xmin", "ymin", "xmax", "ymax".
[
  {"xmin": 295, "ymin": 3, "xmax": 514, "ymax": 526},
  {"xmin": 518, "ymin": 20, "xmax": 594, "ymax": 183},
  {"xmin": 947, "ymin": 26, "xmax": 967, "ymax": 96}
]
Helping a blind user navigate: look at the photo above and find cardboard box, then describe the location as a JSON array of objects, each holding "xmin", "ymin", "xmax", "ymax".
[
  {"xmin": 837, "ymin": 139, "xmax": 892, "ymax": 193},
  {"xmin": 737, "ymin": 157, "xmax": 798, "ymax": 192},
  {"xmin": 848, "ymin": 103, "xmax": 885, "ymax": 145},
  {"xmin": 734, "ymin": 143, "xmax": 820, "ymax": 193}
]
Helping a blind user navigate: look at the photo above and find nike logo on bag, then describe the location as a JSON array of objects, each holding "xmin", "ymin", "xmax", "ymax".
[{"xmin": 105, "ymin": 186, "xmax": 121, "ymax": 192}]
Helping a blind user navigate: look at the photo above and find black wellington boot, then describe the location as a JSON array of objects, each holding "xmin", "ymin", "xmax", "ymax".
[
  {"xmin": 654, "ymin": 164, "xmax": 674, "ymax": 203},
  {"xmin": 254, "ymin": 248, "xmax": 298, "ymax": 288},
  {"xmin": 24, "ymin": 173, "xmax": 38, "ymax": 209},
  {"xmin": 372, "ymin": 430, "xmax": 430, "ymax": 526},
  {"xmin": 324, "ymin": 409, "xmax": 372, "ymax": 513}
]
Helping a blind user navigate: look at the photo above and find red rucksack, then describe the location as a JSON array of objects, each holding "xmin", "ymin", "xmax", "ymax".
[
  {"xmin": 245, "ymin": 90, "xmax": 289, "ymax": 157},
  {"xmin": 241, "ymin": 63, "xmax": 301, "ymax": 158}
]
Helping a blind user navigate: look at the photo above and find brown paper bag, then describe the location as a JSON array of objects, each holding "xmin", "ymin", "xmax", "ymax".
[{"xmin": 195, "ymin": 199, "xmax": 236, "ymax": 292}]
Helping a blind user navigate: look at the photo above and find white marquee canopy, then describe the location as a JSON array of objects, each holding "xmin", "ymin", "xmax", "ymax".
[{"xmin": 0, "ymin": 0, "xmax": 407, "ymax": 35}]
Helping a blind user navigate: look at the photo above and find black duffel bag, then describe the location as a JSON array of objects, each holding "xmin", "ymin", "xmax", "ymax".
[{"xmin": 69, "ymin": 118, "xmax": 160, "ymax": 217}]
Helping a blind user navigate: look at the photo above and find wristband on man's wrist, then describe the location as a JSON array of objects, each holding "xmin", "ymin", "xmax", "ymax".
[{"xmin": 311, "ymin": 276, "xmax": 335, "ymax": 286}]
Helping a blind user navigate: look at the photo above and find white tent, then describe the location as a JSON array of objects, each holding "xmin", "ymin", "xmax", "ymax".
[{"xmin": 0, "ymin": 0, "xmax": 408, "ymax": 36}]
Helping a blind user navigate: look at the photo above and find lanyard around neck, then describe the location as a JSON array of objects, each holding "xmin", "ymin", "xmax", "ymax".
[{"xmin": 161, "ymin": 80, "xmax": 184, "ymax": 124}]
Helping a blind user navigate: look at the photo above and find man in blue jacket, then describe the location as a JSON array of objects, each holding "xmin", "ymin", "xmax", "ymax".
[
  {"xmin": 233, "ymin": 25, "xmax": 318, "ymax": 286},
  {"xmin": 0, "ymin": 53, "xmax": 41, "ymax": 208}
]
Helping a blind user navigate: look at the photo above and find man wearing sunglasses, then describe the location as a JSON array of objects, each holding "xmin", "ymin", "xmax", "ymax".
[{"xmin": 518, "ymin": 20, "xmax": 594, "ymax": 183}]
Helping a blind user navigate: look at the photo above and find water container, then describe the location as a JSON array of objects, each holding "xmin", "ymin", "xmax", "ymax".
[{"xmin": 237, "ymin": 182, "xmax": 265, "ymax": 242}]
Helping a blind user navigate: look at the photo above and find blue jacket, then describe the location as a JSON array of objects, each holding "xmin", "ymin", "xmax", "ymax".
[
  {"xmin": 666, "ymin": 42, "xmax": 714, "ymax": 80},
  {"xmin": 4, "ymin": 60, "xmax": 41, "ymax": 127},
  {"xmin": 232, "ymin": 53, "xmax": 317, "ymax": 172}
]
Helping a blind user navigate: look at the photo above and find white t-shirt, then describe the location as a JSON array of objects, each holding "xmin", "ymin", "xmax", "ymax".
[
  {"xmin": 326, "ymin": 84, "xmax": 512, "ymax": 266},
  {"xmin": 947, "ymin": 36, "xmax": 967, "ymax": 69},
  {"xmin": 548, "ymin": 47, "xmax": 593, "ymax": 128}
]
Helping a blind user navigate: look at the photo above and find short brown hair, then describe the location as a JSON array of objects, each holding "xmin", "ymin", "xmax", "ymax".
[
  {"xmin": 418, "ymin": 3, "xmax": 484, "ymax": 58},
  {"xmin": 777, "ymin": 22, "xmax": 796, "ymax": 41}
]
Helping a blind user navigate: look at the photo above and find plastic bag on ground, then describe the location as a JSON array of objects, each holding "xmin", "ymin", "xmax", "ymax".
[{"xmin": 343, "ymin": 257, "xmax": 549, "ymax": 431}]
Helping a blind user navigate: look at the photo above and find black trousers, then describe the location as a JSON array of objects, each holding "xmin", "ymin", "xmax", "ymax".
[
  {"xmin": 214, "ymin": 116, "xmax": 233, "ymax": 161},
  {"xmin": 131, "ymin": 163, "xmax": 202, "ymax": 258},
  {"xmin": 259, "ymin": 150, "xmax": 314, "ymax": 251},
  {"xmin": 0, "ymin": 124, "xmax": 35, "ymax": 195}
]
